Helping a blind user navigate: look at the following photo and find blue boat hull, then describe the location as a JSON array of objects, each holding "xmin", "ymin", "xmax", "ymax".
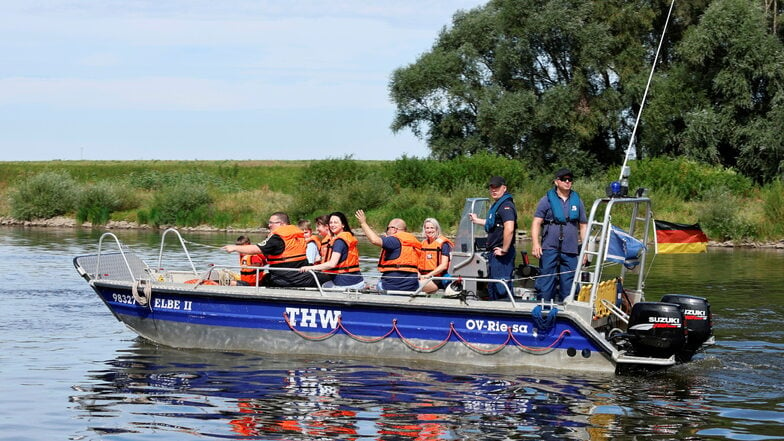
[{"xmin": 89, "ymin": 281, "xmax": 617, "ymax": 372}]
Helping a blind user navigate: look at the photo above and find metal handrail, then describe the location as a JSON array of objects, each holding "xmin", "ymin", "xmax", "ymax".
[
  {"xmin": 157, "ymin": 228, "xmax": 199, "ymax": 276},
  {"xmin": 569, "ymin": 196, "xmax": 652, "ymax": 319},
  {"xmin": 451, "ymin": 198, "xmax": 490, "ymax": 272},
  {"xmin": 415, "ymin": 275, "xmax": 517, "ymax": 306},
  {"xmin": 95, "ymin": 232, "xmax": 138, "ymax": 282},
  {"xmin": 600, "ymin": 299, "xmax": 629, "ymax": 324}
]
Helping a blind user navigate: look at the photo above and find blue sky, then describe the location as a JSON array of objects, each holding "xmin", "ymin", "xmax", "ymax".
[{"xmin": 0, "ymin": 0, "xmax": 486, "ymax": 161}]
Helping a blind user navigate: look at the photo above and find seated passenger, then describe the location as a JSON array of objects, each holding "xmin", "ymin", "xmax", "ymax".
[
  {"xmin": 418, "ymin": 218, "xmax": 453, "ymax": 294},
  {"xmin": 355, "ymin": 209, "xmax": 421, "ymax": 292},
  {"xmin": 314, "ymin": 214, "xmax": 331, "ymax": 263},
  {"xmin": 298, "ymin": 219, "xmax": 321, "ymax": 264},
  {"xmin": 233, "ymin": 235, "xmax": 265, "ymax": 286},
  {"xmin": 222, "ymin": 212, "xmax": 329, "ymax": 288},
  {"xmin": 300, "ymin": 212, "xmax": 364, "ymax": 289}
]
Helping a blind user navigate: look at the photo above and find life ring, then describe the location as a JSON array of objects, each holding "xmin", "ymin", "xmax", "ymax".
[
  {"xmin": 132, "ymin": 279, "xmax": 152, "ymax": 306},
  {"xmin": 185, "ymin": 279, "xmax": 219, "ymax": 285}
]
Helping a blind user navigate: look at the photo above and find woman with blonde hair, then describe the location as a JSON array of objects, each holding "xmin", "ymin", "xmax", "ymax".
[{"xmin": 418, "ymin": 217, "xmax": 453, "ymax": 294}]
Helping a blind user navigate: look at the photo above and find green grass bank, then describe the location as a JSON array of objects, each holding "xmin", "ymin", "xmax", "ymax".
[{"xmin": 1, "ymin": 155, "xmax": 782, "ymax": 243}]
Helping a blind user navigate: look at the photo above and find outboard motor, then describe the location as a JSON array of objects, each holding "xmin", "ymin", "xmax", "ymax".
[
  {"xmin": 626, "ymin": 302, "xmax": 686, "ymax": 359},
  {"xmin": 661, "ymin": 294, "xmax": 713, "ymax": 362}
]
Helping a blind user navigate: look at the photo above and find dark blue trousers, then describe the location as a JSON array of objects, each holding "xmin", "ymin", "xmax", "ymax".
[
  {"xmin": 487, "ymin": 246, "xmax": 515, "ymax": 300},
  {"xmin": 535, "ymin": 249, "xmax": 578, "ymax": 302}
]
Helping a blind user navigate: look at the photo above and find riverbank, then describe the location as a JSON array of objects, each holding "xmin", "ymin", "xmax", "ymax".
[
  {"xmin": 4, "ymin": 157, "xmax": 780, "ymax": 244},
  {"xmin": 4, "ymin": 216, "xmax": 784, "ymax": 249}
]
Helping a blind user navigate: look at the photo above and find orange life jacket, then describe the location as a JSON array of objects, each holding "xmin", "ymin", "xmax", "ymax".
[
  {"xmin": 264, "ymin": 225, "xmax": 308, "ymax": 265},
  {"xmin": 239, "ymin": 253, "xmax": 265, "ymax": 286},
  {"xmin": 324, "ymin": 232, "xmax": 361, "ymax": 274},
  {"xmin": 306, "ymin": 234, "xmax": 321, "ymax": 249},
  {"xmin": 319, "ymin": 234, "xmax": 331, "ymax": 262},
  {"xmin": 419, "ymin": 235, "xmax": 453, "ymax": 275},
  {"xmin": 185, "ymin": 279, "xmax": 219, "ymax": 285},
  {"xmin": 378, "ymin": 231, "xmax": 422, "ymax": 273}
]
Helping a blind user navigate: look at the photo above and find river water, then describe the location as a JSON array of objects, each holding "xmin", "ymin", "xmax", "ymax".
[{"xmin": 0, "ymin": 227, "xmax": 782, "ymax": 440}]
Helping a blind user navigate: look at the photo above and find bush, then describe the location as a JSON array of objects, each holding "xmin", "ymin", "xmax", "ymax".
[
  {"xmin": 382, "ymin": 152, "xmax": 532, "ymax": 192},
  {"xmin": 10, "ymin": 171, "xmax": 77, "ymax": 220},
  {"xmin": 625, "ymin": 157, "xmax": 753, "ymax": 201},
  {"xmin": 212, "ymin": 189, "xmax": 293, "ymax": 228},
  {"xmin": 300, "ymin": 156, "xmax": 368, "ymax": 189},
  {"xmin": 127, "ymin": 170, "xmax": 238, "ymax": 192},
  {"xmin": 144, "ymin": 182, "xmax": 214, "ymax": 227},
  {"xmin": 383, "ymin": 156, "xmax": 439, "ymax": 189},
  {"xmin": 700, "ymin": 188, "xmax": 755, "ymax": 241},
  {"xmin": 290, "ymin": 189, "xmax": 332, "ymax": 221},
  {"xmin": 759, "ymin": 180, "xmax": 784, "ymax": 239},
  {"xmin": 334, "ymin": 175, "xmax": 393, "ymax": 214},
  {"xmin": 75, "ymin": 181, "xmax": 125, "ymax": 225}
]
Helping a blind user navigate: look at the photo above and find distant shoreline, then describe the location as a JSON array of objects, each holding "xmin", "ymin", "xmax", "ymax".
[{"xmin": 3, "ymin": 216, "xmax": 783, "ymax": 249}]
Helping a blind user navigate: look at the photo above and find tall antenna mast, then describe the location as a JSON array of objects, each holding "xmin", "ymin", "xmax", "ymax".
[{"xmin": 619, "ymin": 0, "xmax": 677, "ymax": 189}]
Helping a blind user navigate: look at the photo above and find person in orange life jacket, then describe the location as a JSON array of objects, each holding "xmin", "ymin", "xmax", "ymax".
[
  {"xmin": 531, "ymin": 168, "xmax": 587, "ymax": 302},
  {"xmin": 222, "ymin": 212, "xmax": 330, "ymax": 288},
  {"xmin": 298, "ymin": 219, "xmax": 320, "ymax": 264},
  {"xmin": 231, "ymin": 235, "xmax": 266, "ymax": 286},
  {"xmin": 418, "ymin": 217, "xmax": 454, "ymax": 294},
  {"xmin": 355, "ymin": 209, "xmax": 421, "ymax": 292},
  {"xmin": 314, "ymin": 214, "xmax": 331, "ymax": 264},
  {"xmin": 300, "ymin": 212, "xmax": 365, "ymax": 289},
  {"xmin": 468, "ymin": 176, "xmax": 517, "ymax": 300}
]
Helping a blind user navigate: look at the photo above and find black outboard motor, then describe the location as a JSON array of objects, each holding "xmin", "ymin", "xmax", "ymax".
[
  {"xmin": 626, "ymin": 302, "xmax": 686, "ymax": 359},
  {"xmin": 661, "ymin": 294, "xmax": 713, "ymax": 362}
]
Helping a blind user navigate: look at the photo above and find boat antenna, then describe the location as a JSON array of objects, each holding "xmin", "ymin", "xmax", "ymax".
[{"xmin": 619, "ymin": 0, "xmax": 677, "ymax": 189}]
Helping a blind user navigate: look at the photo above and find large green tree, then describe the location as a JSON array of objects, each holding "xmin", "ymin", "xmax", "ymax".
[
  {"xmin": 644, "ymin": 0, "xmax": 784, "ymax": 182},
  {"xmin": 390, "ymin": 0, "xmax": 677, "ymax": 175},
  {"xmin": 390, "ymin": 0, "xmax": 784, "ymax": 182}
]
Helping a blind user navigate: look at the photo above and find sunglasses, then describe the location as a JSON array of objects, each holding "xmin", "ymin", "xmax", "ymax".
[{"xmin": 558, "ymin": 177, "xmax": 573, "ymax": 183}]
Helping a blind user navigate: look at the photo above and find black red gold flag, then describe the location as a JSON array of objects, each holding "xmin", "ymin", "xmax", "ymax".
[{"xmin": 654, "ymin": 220, "xmax": 709, "ymax": 254}]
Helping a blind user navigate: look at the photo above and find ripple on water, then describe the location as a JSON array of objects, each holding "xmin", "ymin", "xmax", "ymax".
[{"xmin": 3, "ymin": 229, "xmax": 784, "ymax": 440}]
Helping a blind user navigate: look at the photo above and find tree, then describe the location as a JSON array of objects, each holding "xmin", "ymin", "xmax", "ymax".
[
  {"xmin": 389, "ymin": 0, "xmax": 679, "ymax": 176},
  {"xmin": 390, "ymin": 0, "xmax": 784, "ymax": 182},
  {"xmin": 644, "ymin": 0, "xmax": 784, "ymax": 182}
]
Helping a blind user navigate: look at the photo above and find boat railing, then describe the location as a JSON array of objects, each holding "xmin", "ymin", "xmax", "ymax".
[
  {"xmin": 600, "ymin": 299, "xmax": 629, "ymax": 324},
  {"xmin": 182, "ymin": 263, "xmax": 518, "ymax": 304},
  {"xmin": 428, "ymin": 275, "xmax": 518, "ymax": 305},
  {"xmin": 570, "ymin": 196, "xmax": 652, "ymax": 321},
  {"xmin": 182, "ymin": 264, "xmax": 329, "ymax": 293},
  {"xmin": 91, "ymin": 232, "xmax": 150, "ymax": 282},
  {"xmin": 157, "ymin": 228, "xmax": 199, "ymax": 277}
]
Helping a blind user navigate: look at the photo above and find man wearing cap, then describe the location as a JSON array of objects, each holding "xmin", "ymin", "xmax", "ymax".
[
  {"xmin": 468, "ymin": 176, "xmax": 517, "ymax": 300},
  {"xmin": 531, "ymin": 168, "xmax": 587, "ymax": 302}
]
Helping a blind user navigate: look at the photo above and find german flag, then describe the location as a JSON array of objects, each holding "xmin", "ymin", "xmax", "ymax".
[{"xmin": 654, "ymin": 220, "xmax": 709, "ymax": 254}]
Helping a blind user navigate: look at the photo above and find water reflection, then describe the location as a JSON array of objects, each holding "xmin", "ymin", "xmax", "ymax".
[
  {"xmin": 2, "ymin": 227, "xmax": 783, "ymax": 440},
  {"xmin": 69, "ymin": 341, "xmax": 617, "ymax": 439},
  {"xmin": 70, "ymin": 339, "xmax": 773, "ymax": 440}
]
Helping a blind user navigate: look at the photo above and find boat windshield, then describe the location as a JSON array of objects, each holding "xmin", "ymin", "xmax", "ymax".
[{"xmin": 454, "ymin": 198, "xmax": 489, "ymax": 254}]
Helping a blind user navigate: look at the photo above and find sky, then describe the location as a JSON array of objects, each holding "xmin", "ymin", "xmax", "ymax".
[{"xmin": 0, "ymin": 0, "xmax": 487, "ymax": 162}]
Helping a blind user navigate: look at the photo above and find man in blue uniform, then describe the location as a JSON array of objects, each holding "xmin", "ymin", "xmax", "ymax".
[
  {"xmin": 469, "ymin": 176, "xmax": 517, "ymax": 300},
  {"xmin": 530, "ymin": 168, "xmax": 587, "ymax": 302}
]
